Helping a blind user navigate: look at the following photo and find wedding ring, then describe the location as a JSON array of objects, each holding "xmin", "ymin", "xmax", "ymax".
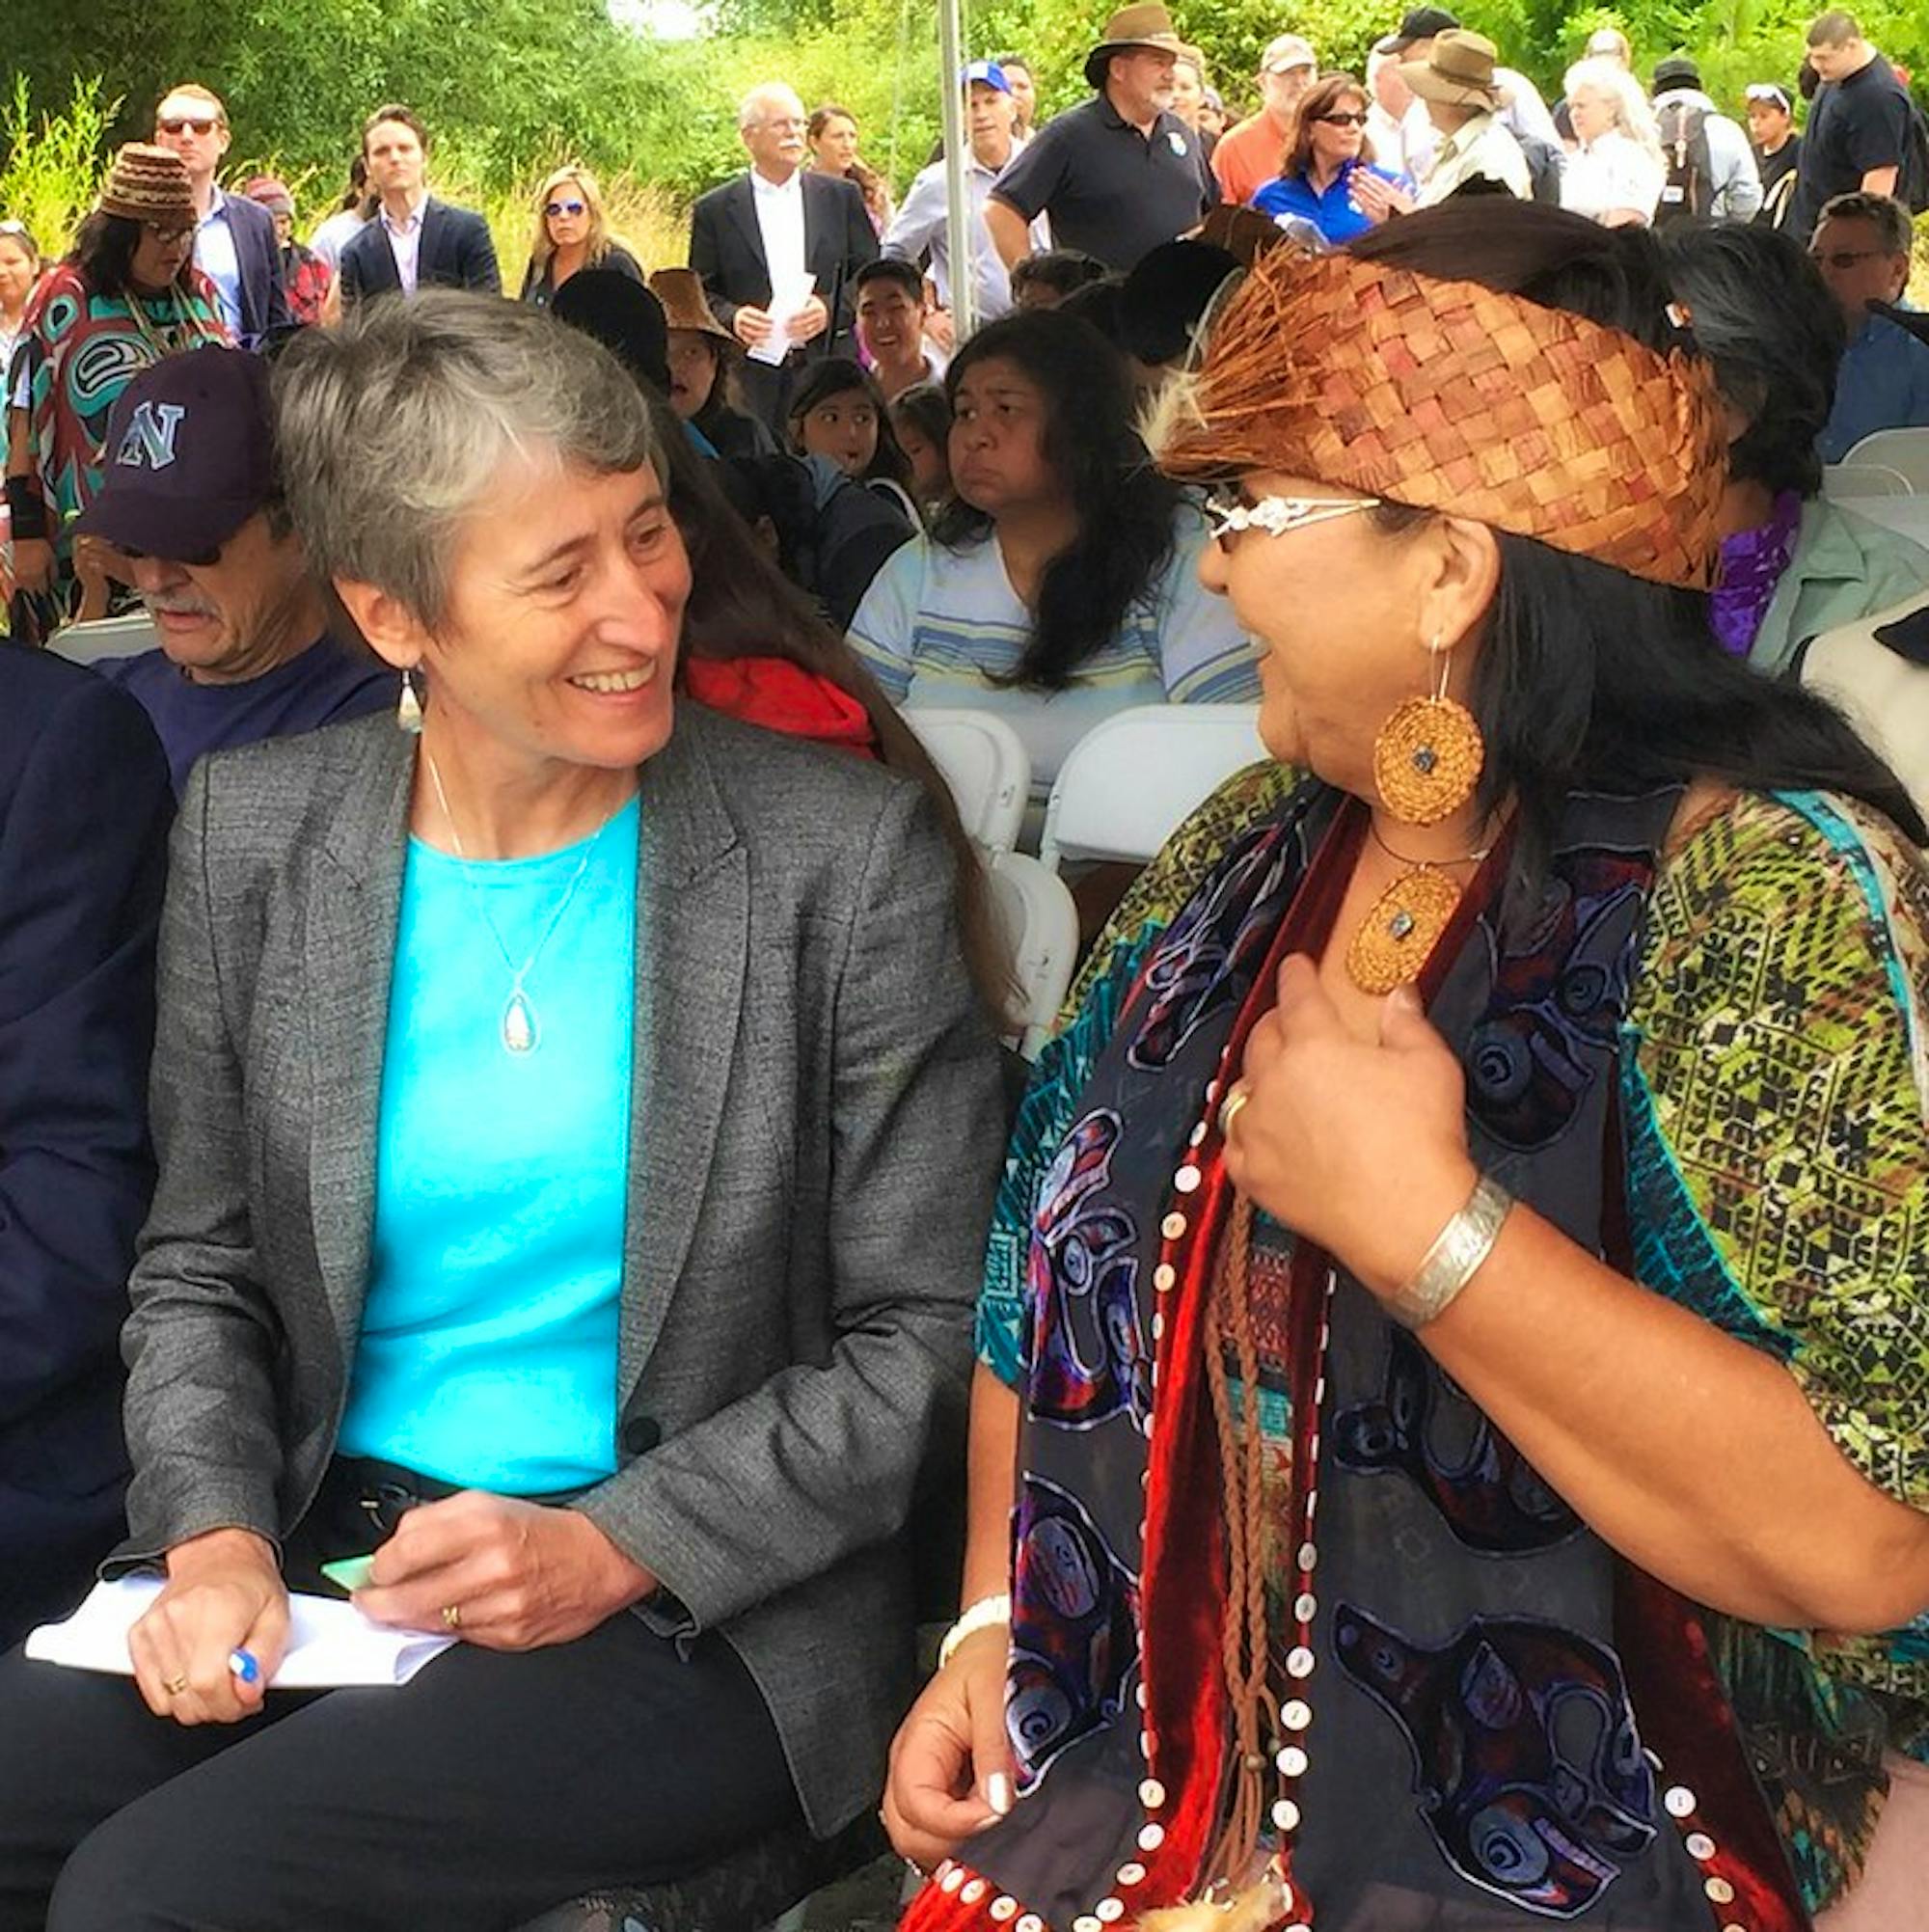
[
  {"xmin": 1217, "ymin": 1081, "xmax": 1252, "ymax": 1141},
  {"xmin": 441, "ymin": 1603, "xmax": 462, "ymax": 1631},
  {"xmin": 164, "ymin": 1673, "xmax": 189, "ymax": 1695}
]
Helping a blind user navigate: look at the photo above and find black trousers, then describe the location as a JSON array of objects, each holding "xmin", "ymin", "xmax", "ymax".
[{"xmin": 0, "ymin": 1464, "xmax": 800, "ymax": 1931}]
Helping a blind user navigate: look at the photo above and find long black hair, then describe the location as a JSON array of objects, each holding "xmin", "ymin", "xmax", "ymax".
[
  {"xmin": 936, "ymin": 309, "xmax": 1187, "ymax": 691},
  {"xmin": 638, "ymin": 386, "xmax": 1014, "ymax": 1025},
  {"xmin": 1345, "ymin": 202, "xmax": 1924, "ymax": 857},
  {"xmin": 70, "ymin": 210, "xmax": 200, "ymax": 302},
  {"xmin": 1654, "ymin": 220, "xmax": 1844, "ymax": 499}
]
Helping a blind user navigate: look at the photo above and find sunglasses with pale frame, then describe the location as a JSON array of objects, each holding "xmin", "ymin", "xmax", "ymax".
[
  {"xmin": 157, "ymin": 116, "xmax": 221, "ymax": 136},
  {"xmin": 545, "ymin": 199, "xmax": 587, "ymax": 218}
]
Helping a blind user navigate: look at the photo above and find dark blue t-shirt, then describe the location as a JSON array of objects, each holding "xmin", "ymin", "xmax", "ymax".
[{"xmin": 104, "ymin": 637, "xmax": 393, "ymax": 797}]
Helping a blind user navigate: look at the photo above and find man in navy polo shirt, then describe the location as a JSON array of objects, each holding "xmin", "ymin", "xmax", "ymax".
[
  {"xmin": 73, "ymin": 347, "xmax": 392, "ymax": 797},
  {"xmin": 985, "ymin": 1, "xmax": 1216, "ymax": 274}
]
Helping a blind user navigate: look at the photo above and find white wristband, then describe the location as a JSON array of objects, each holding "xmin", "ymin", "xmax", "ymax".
[{"xmin": 938, "ymin": 1592, "xmax": 1012, "ymax": 1671}]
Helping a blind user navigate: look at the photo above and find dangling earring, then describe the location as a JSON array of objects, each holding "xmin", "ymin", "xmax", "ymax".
[
  {"xmin": 1346, "ymin": 635, "xmax": 1493, "ymax": 995},
  {"xmin": 1371, "ymin": 633, "xmax": 1484, "ymax": 826},
  {"xmin": 396, "ymin": 667, "xmax": 423, "ymax": 734}
]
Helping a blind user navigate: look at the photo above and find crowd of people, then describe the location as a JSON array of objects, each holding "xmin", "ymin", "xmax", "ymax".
[{"xmin": 1, "ymin": 7, "xmax": 1929, "ymax": 1929}]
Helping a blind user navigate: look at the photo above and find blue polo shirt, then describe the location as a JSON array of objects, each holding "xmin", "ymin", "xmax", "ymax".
[
  {"xmin": 1818, "ymin": 310, "xmax": 1929, "ymax": 464},
  {"xmin": 1250, "ymin": 160, "xmax": 1415, "ymax": 246}
]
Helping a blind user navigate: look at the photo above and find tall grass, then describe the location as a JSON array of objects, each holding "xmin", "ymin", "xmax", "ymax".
[
  {"xmin": 0, "ymin": 74, "xmax": 119, "ymax": 258},
  {"xmin": 0, "ymin": 77, "xmax": 693, "ymax": 282}
]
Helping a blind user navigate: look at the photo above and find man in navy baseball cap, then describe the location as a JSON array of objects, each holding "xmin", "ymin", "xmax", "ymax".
[{"xmin": 72, "ymin": 346, "xmax": 391, "ymax": 795}]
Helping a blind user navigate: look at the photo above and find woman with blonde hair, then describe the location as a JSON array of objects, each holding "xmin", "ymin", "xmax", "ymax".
[
  {"xmin": 519, "ymin": 164, "xmax": 643, "ymax": 308},
  {"xmin": 1561, "ymin": 56, "xmax": 1666, "ymax": 225}
]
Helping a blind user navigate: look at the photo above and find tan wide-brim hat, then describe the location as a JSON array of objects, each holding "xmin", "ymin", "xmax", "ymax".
[
  {"xmin": 649, "ymin": 266, "xmax": 732, "ymax": 342},
  {"xmin": 1084, "ymin": 1, "xmax": 1187, "ymax": 88},
  {"xmin": 1399, "ymin": 29, "xmax": 1503, "ymax": 110}
]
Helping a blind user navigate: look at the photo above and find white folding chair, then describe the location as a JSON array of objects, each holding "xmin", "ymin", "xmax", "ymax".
[
  {"xmin": 906, "ymin": 707, "xmax": 1030, "ymax": 855},
  {"xmin": 986, "ymin": 849, "xmax": 1080, "ymax": 1059},
  {"xmin": 48, "ymin": 612, "xmax": 160, "ymax": 667},
  {"xmin": 1038, "ymin": 704, "xmax": 1265, "ymax": 873},
  {"xmin": 1841, "ymin": 427, "xmax": 1929, "ymax": 494},
  {"xmin": 1822, "ymin": 460, "xmax": 1915, "ymax": 501}
]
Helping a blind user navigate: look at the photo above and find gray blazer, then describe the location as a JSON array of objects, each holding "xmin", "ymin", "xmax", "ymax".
[{"xmin": 114, "ymin": 705, "xmax": 1005, "ymax": 1837}]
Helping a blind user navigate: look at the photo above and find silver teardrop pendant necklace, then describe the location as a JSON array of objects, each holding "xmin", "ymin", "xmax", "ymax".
[{"xmin": 423, "ymin": 749, "xmax": 623, "ymax": 1055}]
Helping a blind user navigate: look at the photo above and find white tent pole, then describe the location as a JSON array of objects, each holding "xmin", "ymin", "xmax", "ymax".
[{"xmin": 937, "ymin": 0, "xmax": 977, "ymax": 342}]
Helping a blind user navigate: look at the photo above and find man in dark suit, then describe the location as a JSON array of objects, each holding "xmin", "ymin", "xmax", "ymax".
[
  {"xmin": 152, "ymin": 82, "xmax": 289, "ymax": 350},
  {"xmin": 0, "ymin": 644, "xmax": 173, "ymax": 1645},
  {"xmin": 689, "ymin": 81, "xmax": 880, "ymax": 428},
  {"xmin": 339, "ymin": 102, "xmax": 502, "ymax": 305}
]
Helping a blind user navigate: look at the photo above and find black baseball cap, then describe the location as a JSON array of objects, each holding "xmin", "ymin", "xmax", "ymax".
[
  {"xmin": 74, "ymin": 346, "xmax": 276, "ymax": 560},
  {"xmin": 1388, "ymin": 7, "xmax": 1459, "ymax": 51},
  {"xmin": 1652, "ymin": 55, "xmax": 1702, "ymax": 91}
]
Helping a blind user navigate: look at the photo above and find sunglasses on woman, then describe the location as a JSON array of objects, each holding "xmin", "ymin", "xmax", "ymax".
[
  {"xmin": 158, "ymin": 116, "xmax": 220, "ymax": 136},
  {"xmin": 546, "ymin": 200, "xmax": 587, "ymax": 218},
  {"xmin": 1317, "ymin": 111, "xmax": 1370, "ymax": 126}
]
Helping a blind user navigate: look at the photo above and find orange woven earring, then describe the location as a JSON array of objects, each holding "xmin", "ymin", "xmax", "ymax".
[{"xmin": 1372, "ymin": 634, "xmax": 1483, "ymax": 827}]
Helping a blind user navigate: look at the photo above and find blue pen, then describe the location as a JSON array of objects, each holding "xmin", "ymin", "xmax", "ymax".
[{"xmin": 229, "ymin": 1647, "xmax": 260, "ymax": 1687}]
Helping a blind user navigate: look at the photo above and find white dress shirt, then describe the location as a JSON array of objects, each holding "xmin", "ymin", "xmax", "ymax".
[
  {"xmin": 750, "ymin": 169, "xmax": 809, "ymax": 298},
  {"xmin": 194, "ymin": 187, "xmax": 244, "ymax": 337},
  {"xmin": 381, "ymin": 193, "xmax": 431, "ymax": 295}
]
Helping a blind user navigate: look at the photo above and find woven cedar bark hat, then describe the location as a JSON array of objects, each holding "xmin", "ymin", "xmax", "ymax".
[
  {"xmin": 97, "ymin": 145, "xmax": 196, "ymax": 225},
  {"xmin": 1157, "ymin": 243, "xmax": 1728, "ymax": 589}
]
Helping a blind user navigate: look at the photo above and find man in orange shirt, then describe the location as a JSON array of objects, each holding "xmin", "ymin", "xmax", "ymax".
[{"xmin": 1210, "ymin": 32, "xmax": 1318, "ymax": 204}]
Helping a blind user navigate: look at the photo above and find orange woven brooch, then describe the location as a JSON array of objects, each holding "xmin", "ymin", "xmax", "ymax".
[{"xmin": 1157, "ymin": 248, "xmax": 1729, "ymax": 590}]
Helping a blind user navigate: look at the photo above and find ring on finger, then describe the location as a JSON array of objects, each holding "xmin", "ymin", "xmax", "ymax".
[
  {"xmin": 164, "ymin": 1673, "xmax": 189, "ymax": 1696},
  {"xmin": 441, "ymin": 1603, "xmax": 462, "ymax": 1632},
  {"xmin": 1217, "ymin": 1080, "xmax": 1252, "ymax": 1140}
]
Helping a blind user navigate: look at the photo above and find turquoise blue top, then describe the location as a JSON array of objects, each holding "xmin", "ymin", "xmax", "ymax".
[{"xmin": 338, "ymin": 798, "xmax": 640, "ymax": 1493}]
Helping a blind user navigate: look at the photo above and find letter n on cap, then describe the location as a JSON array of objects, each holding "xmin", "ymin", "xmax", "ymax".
[{"xmin": 117, "ymin": 400, "xmax": 186, "ymax": 471}]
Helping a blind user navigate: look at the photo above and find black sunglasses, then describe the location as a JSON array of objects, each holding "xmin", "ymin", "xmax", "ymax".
[
  {"xmin": 158, "ymin": 116, "xmax": 220, "ymax": 135},
  {"xmin": 1317, "ymin": 111, "xmax": 1371, "ymax": 126}
]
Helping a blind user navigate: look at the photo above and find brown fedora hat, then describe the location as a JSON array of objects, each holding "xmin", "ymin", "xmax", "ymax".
[
  {"xmin": 1399, "ymin": 28, "xmax": 1503, "ymax": 110},
  {"xmin": 1084, "ymin": 1, "xmax": 1186, "ymax": 87},
  {"xmin": 649, "ymin": 266, "xmax": 732, "ymax": 341}
]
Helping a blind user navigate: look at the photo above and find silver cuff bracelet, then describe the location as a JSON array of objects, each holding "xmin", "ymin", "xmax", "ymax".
[{"xmin": 1387, "ymin": 1174, "xmax": 1514, "ymax": 1330}]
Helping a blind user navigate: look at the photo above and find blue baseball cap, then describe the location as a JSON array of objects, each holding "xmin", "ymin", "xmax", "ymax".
[{"xmin": 962, "ymin": 59, "xmax": 1012, "ymax": 93}]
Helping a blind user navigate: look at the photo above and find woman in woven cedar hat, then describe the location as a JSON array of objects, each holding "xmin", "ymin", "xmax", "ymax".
[
  {"xmin": 6, "ymin": 144, "xmax": 226, "ymax": 639},
  {"xmin": 883, "ymin": 198, "xmax": 1929, "ymax": 1932}
]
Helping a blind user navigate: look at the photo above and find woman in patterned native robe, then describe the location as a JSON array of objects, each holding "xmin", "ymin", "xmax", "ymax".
[{"xmin": 883, "ymin": 199, "xmax": 1929, "ymax": 1932}]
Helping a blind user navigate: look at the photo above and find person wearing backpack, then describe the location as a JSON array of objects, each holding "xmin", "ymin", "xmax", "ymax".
[
  {"xmin": 1788, "ymin": 11, "xmax": 1920, "ymax": 241},
  {"xmin": 1648, "ymin": 57, "xmax": 1764, "ymax": 222}
]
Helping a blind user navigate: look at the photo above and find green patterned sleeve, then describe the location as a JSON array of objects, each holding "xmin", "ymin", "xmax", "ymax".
[
  {"xmin": 1624, "ymin": 789, "xmax": 1929, "ymax": 1694},
  {"xmin": 974, "ymin": 759, "xmax": 1299, "ymax": 1385}
]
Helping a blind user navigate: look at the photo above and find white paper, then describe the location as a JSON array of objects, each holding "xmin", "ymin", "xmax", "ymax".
[
  {"xmin": 26, "ymin": 1577, "xmax": 456, "ymax": 1690},
  {"xmin": 748, "ymin": 271, "xmax": 819, "ymax": 367}
]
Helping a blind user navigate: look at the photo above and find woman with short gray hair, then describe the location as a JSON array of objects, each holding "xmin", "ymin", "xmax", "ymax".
[{"xmin": 0, "ymin": 290, "xmax": 1006, "ymax": 1927}]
